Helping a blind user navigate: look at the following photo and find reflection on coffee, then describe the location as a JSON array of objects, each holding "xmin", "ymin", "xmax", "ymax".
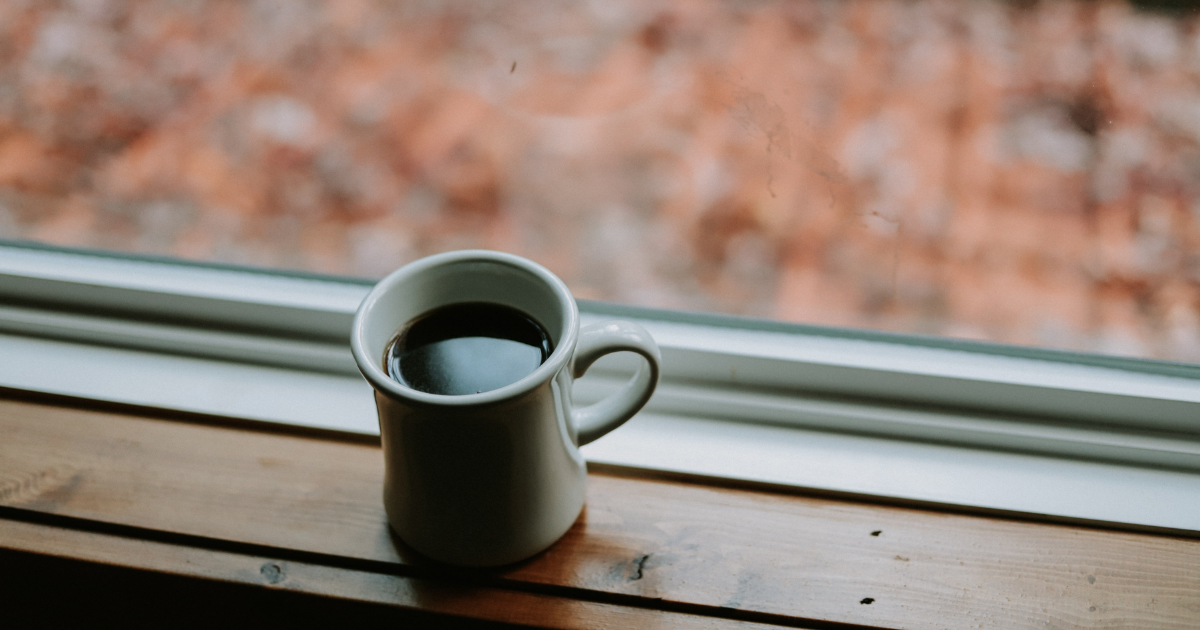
[{"xmin": 386, "ymin": 302, "xmax": 553, "ymax": 395}]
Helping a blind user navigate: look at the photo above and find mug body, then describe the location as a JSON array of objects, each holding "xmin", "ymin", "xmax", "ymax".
[
  {"xmin": 374, "ymin": 377, "xmax": 585, "ymax": 566},
  {"xmin": 351, "ymin": 250, "xmax": 586, "ymax": 567}
]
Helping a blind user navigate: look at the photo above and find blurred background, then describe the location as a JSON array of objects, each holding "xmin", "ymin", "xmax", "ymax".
[{"xmin": 2, "ymin": 0, "xmax": 1200, "ymax": 362}]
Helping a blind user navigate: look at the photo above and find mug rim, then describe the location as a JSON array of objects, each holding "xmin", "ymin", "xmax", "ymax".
[{"xmin": 351, "ymin": 249, "xmax": 580, "ymax": 408}]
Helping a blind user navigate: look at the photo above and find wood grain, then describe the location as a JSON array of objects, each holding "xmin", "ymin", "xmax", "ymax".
[
  {"xmin": 2, "ymin": 397, "xmax": 1199, "ymax": 629},
  {"xmin": 0, "ymin": 518, "xmax": 787, "ymax": 630}
]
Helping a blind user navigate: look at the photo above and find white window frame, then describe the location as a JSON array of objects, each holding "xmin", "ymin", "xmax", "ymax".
[{"xmin": 2, "ymin": 241, "xmax": 1199, "ymax": 534}]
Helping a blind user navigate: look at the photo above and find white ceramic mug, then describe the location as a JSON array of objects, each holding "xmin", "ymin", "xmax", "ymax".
[{"xmin": 351, "ymin": 250, "xmax": 660, "ymax": 567}]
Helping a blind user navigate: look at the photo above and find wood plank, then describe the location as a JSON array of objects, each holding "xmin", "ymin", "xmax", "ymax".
[
  {"xmin": 0, "ymin": 518, "xmax": 788, "ymax": 630},
  {"xmin": 2, "ymin": 397, "xmax": 1199, "ymax": 629}
]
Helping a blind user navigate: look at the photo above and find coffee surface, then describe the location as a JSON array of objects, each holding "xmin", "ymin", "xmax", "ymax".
[{"xmin": 386, "ymin": 302, "xmax": 553, "ymax": 395}]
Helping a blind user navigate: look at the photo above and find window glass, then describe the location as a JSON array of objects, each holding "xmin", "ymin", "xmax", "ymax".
[{"xmin": 2, "ymin": 0, "xmax": 1199, "ymax": 362}]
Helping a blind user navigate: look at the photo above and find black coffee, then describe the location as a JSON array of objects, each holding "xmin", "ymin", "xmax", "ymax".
[{"xmin": 386, "ymin": 302, "xmax": 554, "ymax": 396}]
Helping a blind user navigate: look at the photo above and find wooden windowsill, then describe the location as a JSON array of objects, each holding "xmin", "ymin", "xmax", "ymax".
[{"xmin": 1, "ymin": 393, "xmax": 1197, "ymax": 629}]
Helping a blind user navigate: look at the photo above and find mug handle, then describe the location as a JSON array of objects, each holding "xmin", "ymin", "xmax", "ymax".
[{"xmin": 569, "ymin": 321, "xmax": 661, "ymax": 446}]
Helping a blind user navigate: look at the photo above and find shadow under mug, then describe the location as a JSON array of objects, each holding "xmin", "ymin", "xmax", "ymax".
[{"xmin": 350, "ymin": 250, "xmax": 661, "ymax": 567}]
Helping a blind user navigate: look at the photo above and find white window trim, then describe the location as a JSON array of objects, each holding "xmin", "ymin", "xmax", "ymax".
[{"xmin": 2, "ymin": 242, "xmax": 1199, "ymax": 535}]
